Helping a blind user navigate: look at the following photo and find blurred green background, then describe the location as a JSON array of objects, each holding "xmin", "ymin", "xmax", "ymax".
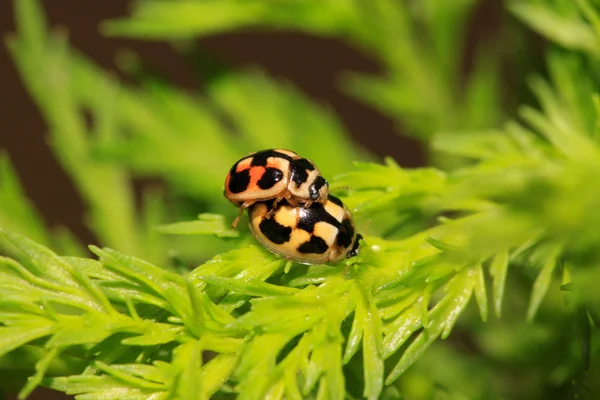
[{"xmin": 1, "ymin": 0, "xmax": 600, "ymax": 399}]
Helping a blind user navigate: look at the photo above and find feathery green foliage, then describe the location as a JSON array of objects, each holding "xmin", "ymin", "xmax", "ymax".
[{"xmin": 2, "ymin": 0, "xmax": 600, "ymax": 399}]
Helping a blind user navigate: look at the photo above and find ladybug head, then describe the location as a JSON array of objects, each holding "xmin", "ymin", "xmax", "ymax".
[
  {"xmin": 308, "ymin": 175, "xmax": 329, "ymax": 201},
  {"xmin": 347, "ymin": 233, "xmax": 363, "ymax": 259}
]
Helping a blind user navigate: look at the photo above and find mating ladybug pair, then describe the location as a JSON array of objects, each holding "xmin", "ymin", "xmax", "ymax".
[{"xmin": 224, "ymin": 149, "xmax": 362, "ymax": 265}]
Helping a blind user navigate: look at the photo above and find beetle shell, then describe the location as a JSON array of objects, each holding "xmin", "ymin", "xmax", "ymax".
[
  {"xmin": 248, "ymin": 194, "xmax": 362, "ymax": 265},
  {"xmin": 224, "ymin": 149, "xmax": 329, "ymax": 208}
]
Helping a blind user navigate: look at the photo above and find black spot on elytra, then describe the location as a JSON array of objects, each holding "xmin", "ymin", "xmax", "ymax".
[
  {"xmin": 228, "ymin": 149, "xmax": 293, "ymax": 194},
  {"xmin": 298, "ymin": 236, "xmax": 329, "ymax": 254},
  {"xmin": 328, "ymin": 194, "xmax": 343, "ymax": 207},
  {"xmin": 259, "ymin": 218, "xmax": 292, "ymax": 244},
  {"xmin": 257, "ymin": 167, "xmax": 284, "ymax": 189},
  {"xmin": 309, "ymin": 176, "xmax": 328, "ymax": 200},
  {"xmin": 250, "ymin": 149, "xmax": 292, "ymax": 166},
  {"xmin": 228, "ymin": 169, "xmax": 251, "ymax": 193},
  {"xmin": 290, "ymin": 158, "xmax": 316, "ymax": 187},
  {"xmin": 336, "ymin": 217, "xmax": 355, "ymax": 248},
  {"xmin": 297, "ymin": 202, "xmax": 340, "ymax": 233}
]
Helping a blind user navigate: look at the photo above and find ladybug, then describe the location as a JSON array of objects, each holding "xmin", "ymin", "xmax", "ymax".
[
  {"xmin": 225, "ymin": 149, "xmax": 329, "ymax": 228},
  {"xmin": 248, "ymin": 194, "xmax": 362, "ymax": 265}
]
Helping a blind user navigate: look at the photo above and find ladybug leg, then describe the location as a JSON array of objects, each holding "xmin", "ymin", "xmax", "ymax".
[
  {"xmin": 284, "ymin": 191, "xmax": 298, "ymax": 207},
  {"xmin": 231, "ymin": 201, "xmax": 253, "ymax": 229},
  {"xmin": 231, "ymin": 208, "xmax": 244, "ymax": 229},
  {"xmin": 266, "ymin": 197, "xmax": 282, "ymax": 218},
  {"xmin": 267, "ymin": 192, "xmax": 290, "ymax": 217}
]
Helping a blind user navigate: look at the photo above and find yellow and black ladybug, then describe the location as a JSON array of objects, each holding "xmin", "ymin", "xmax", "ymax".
[{"xmin": 248, "ymin": 194, "xmax": 362, "ymax": 265}]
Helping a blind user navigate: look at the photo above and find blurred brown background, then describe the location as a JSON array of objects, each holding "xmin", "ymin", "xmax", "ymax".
[{"xmin": 0, "ymin": 1, "xmax": 504, "ymax": 399}]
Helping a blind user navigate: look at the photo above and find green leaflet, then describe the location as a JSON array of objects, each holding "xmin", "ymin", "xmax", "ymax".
[
  {"xmin": 472, "ymin": 263, "xmax": 489, "ymax": 322},
  {"xmin": 359, "ymin": 287, "xmax": 384, "ymax": 400},
  {"xmin": 0, "ymin": 325, "xmax": 55, "ymax": 359},
  {"xmin": 489, "ymin": 250, "xmax": 509, "ymax": 318},
  {"xmin": 198, "ymin": 276, "xmax": 300, "ymax": 297},
  {"xmin": 527, "ymin": 246, "xmax": 562, "ymax": 322},
  {"xmin": 46, "ymin": 375, "xmax": 162, "ymax": 400},
  {"xmin": 19, "ymin": 347, "xmax": 61, "ymax": 399},
  {"xmin": 201, "ymin": 354, "xmax": 238, "ymax": 399},
  {"xmin": 169, "ymin": 341, "xmax": 204, "ymax": 400},
  {"xmin": 102, "ymin": 2, "xmax": 267, "ymax": 39},
  {"xmin": 156, "ymin": 214, "xmax": 240, "ymax": 239},
  {"xmin": 118, "ymin": 326, "xmax": 184, "ymax": 347},
  {"xmin": 382, "ymin": 299, "xmax": 423, "ymax": 359}
]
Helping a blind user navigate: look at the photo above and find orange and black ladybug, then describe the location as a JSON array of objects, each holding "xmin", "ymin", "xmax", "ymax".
[{"xmin": 224, "ymin": 149, "xmax": 328, "ymax": 228}]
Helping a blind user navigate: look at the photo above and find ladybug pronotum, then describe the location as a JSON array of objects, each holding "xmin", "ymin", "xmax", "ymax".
[
  {"xmin": 224, "ymin": 149, "xmax": 329, "ymax": 228},
  {"xmin": 248, "ymin": 194, "xmax": 362, "ymax": 265}
]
